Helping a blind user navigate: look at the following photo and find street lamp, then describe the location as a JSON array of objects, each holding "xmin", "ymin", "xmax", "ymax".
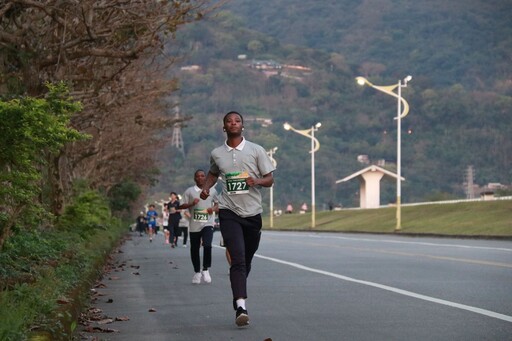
[
  {"xmin": 266, "ymin": 147, "xmax": 278, "ymax": 228},
  {"xmin": 356, "ymin": 75, "xmax": 412, "ymax": 231},
  {"xmin": 283, "ymin": 122, "xmax": 321, "ymax": 228}
]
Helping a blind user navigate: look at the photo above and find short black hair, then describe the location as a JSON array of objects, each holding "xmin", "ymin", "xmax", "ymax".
[
  {"xmin": 223, "ymin": 111, "xmax": 244, "ymax": 124},
  {"xmin": 194, "ymin": 169, "xmax": 205, "ymax": 177}
]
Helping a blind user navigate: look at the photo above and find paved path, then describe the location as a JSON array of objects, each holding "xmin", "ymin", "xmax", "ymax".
[{"xmin": 78, "ymin": 231, "xmax": 512, "ymax": 341}]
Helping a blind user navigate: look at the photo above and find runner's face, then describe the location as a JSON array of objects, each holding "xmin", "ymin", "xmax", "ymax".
[
  {"xmin": 194, "ymin": 171, "xmax": 206, "ymax": 187},
  {"xmin": 223, "ymin": 113, "xmax": 243, "ymax": 135}
]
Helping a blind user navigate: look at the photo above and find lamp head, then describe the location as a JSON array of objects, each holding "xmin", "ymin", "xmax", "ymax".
[
  {"xmin": 283, "ymin": 122, "xmax": 291, "ymax": 131},
  {"xmin": 315, "ymin": 122, "xmax": 322, "ymax": 129},
  {"xmin": 356, "ymin": 77, "xmax": 367, "ymax": 86},
  {"xmin": 404, "ymin": 75, "xmax": 412, "ymax": 82}
]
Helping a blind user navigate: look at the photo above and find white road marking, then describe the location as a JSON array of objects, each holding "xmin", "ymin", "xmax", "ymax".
[
  {"xmin": 265, "ymin": 232, "xmax": 512, "ymax": 252},
  {"xmin": 254, "ymin": 253, "xmax": 512, "ymax": 323}
]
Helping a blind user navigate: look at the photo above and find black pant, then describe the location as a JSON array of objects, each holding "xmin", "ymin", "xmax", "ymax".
[
  {"xmin": 180, "ymin": 227, "xmax": 188, "ymax": 245},
  {"xmin": 219, "ymin": 209, "xmax": 262, "ymax": 305},
  {"xmin": 189, "ymin": 226, "xmax": 213, "ymax": 273},
  {"xmin": 168, "ymin": 218, "xmax": 179, "ymax": 244}
]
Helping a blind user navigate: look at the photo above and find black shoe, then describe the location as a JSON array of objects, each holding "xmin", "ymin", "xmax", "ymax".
[{"xmin": 235, "ymin": 307, "xmax": 249, "ymax": 327}]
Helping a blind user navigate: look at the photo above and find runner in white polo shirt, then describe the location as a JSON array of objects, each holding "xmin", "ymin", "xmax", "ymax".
[{"xmin": 179, "ymin": 169, "xmax": 218, "ymax": 284}]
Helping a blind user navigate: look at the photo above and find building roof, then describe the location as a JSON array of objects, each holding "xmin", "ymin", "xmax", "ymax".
[{"xmin": 335, "ymin": 165, "xmax": 405, "ymax": 184}]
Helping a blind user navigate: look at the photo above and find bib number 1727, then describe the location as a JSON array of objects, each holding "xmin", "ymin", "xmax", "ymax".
[{"xmin": 226, "ymin": 178, "xmax": 249, "ymax": 194}]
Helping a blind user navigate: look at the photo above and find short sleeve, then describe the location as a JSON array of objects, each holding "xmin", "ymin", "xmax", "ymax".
[{"xmin": 209, "ymin": 153, "xmax": 220, "ymax": 175}]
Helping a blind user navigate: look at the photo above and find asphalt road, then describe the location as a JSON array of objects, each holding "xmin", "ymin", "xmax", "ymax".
[{"xmin": 78, "ymin": 230, "xmax": 512, "ymax": 341}]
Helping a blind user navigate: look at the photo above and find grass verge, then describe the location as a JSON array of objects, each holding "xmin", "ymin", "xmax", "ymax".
[
  {"xmin": 0, "ymin": 223, "xmax": 127, "ymax": 341},
  {"xmin": 263, "ymin": 200, "xmax": 512, "ymax": 237}
]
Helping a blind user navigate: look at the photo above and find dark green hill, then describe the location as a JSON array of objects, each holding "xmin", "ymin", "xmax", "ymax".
[
  {"xmin": 225, "ymin": 0, "xmax": 512, "ymax": 91},
  {"xmin": 153, "ymin": 5, "xmax": 511, "ymax": 212}
]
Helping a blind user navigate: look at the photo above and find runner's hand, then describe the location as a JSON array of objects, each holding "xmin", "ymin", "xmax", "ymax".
[{"xmin": 200, "ymin": 189, "xmax": 210, "ymax": 200}]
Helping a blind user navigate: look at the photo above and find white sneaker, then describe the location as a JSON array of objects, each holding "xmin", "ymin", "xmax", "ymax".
[
  {"xmin": 183, "ymin": 244, "xmax": 187, "ymax": 248},
  {"xmin": 202, "ymin": 270, "xmax": 212, "ymax": 284},
  {"xmin": 192, "ymin": 272, "xmax": 202, "ymax": 284}
]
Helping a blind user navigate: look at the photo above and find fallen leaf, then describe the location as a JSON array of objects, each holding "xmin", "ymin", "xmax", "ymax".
[
  {"xmin": 148, "ymin": 308, "xmax": 156, "ymax": 312},
  {"xmin": 115, "ymin": 316, "xmax": 130, "ymax": 321},
  {"xmin": 106, "ymin": 298, "xmax": 113, "ymax": 303},
  {"xmin": 132, "ymin": 272, "xmax": 140, "ymax": 275},
  {"xmin": 108, "ymin": 276, "xmax": 120, "ymax": 280},
  {"xmin": 97, "ymin": 318, "xmax": 114, "ymax": 325},
  {"xmin": 88, "ymin": 308, "xmax": 103, "ymax": 314},
  {"xmin": 85, "ymin": 326, "xmax": 119, "ymax": 333}
]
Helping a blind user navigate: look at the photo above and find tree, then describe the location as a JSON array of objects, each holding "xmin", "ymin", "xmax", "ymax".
[
  {"xmin": 0, "ymin": 0, "xmax": 224, "ymax": 215},
  {"xmin": 0, "ymin": 82, "xmax": 85, "ymax": 248}
]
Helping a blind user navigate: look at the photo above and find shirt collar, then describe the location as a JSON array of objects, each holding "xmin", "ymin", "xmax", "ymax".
[
  {"xmin": 224, "ymin": 137, "xmax": 246, "ymax": 151},
  {"xmin": 194, "ymin": 185, "xmax": 201, "ymax": 192}
]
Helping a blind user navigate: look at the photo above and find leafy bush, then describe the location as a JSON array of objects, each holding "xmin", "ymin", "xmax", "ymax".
[
  {"xmin": 0, "ymin": 82, "xmax": 86, "ymax": 248},
  {"xmin": 0, "ymin": 230, "xmax": 67, "ymax": 290},
  {"xmin": 108, "ymin": 180, "xmax": 142, "ymax": 212},
  {"xmin": 0, "ymin": 188, "xmax": 125, "ymax": 339},
  {"xmin": 57, "ymin": 189, "xmax": 112, "ymax": 235}
]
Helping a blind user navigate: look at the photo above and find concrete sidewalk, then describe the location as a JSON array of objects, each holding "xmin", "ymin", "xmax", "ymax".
[{"xmin": 77, "ymin": 230, "xmax": 273, "ymax": 341}]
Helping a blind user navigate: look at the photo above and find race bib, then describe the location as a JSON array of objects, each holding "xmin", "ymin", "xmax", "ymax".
[
  {"xmin": 193, "ymin": 208, "xmax": 209, "ymax": 222},
  {"xmin": 226, "ymin": 171, "xmax": 249, "ymax": 195}
]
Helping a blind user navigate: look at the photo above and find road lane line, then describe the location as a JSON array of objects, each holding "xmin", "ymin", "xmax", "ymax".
[
  {"xmin": 265, "ymin": 232, "xmax": 512, "ymax": 252},
  {"xmin": 254, "ymin": 253, "xmax": 512, "ymax": 323},
  {"xmin": 263, "ymin": 237, "xmax": 512, "ymax": 269}
]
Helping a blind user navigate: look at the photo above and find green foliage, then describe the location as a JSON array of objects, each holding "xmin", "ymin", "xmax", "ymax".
[
  {"xmin": 496, "ymin": 189, "xmax": 512, "ymax": 197},
  {"xmin": 108, "ymin": 180, "xmax": 142, "ymax": 212},
  {"xmin": 0, "ymin": 82, "xmax": 87, "ymax": 247},
  {"xmin": 0, "ymin": 230, "xmax": 66, "ymax": 289},
  {"xmin": 0, "ymin": 192, "xmax": 125, "ymax": 339},
  {"xmin": 423, "ymin": 191, "xmax": 459, "ymax": 202},
  {"xmin": 225, "ymin": 0, "xmax": 512, "ymax": 90},
  {"xmin": 57, "ymin": 187, "xmax": 112, "ymax": 235}
]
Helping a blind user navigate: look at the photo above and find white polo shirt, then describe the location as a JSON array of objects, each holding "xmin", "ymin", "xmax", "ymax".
[{"xmin": 182, "ymin": 185, "xmax": 218, "ymax": 233}]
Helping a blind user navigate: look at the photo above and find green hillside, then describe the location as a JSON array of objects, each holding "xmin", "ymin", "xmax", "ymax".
[
  {"xmin": 153, "ymin": 3, "xmax": 512, "ymax": 213},
  {"xmin": 225, "ymin": 0, "xmax": 512, "ymax": 90}
]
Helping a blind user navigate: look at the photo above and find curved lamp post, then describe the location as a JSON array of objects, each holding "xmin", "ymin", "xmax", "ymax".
[
  {"xmin": 267, "ymin": 147, "xmax": 278, "ymax": 228},
  {"xmin": 356, "ymin": 75, "xmax": 412, "ymax": 231},
  {"xmin": 283, "ymin": 122, "xmax": 321, "ymax": 228}
]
